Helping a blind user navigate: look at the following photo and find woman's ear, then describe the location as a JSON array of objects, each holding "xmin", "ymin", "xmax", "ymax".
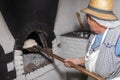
[
  {"xmin": 87, "ymin": 17, "xmax": 91, "ymax": 24},
  {"xmin": 86, "ymin": 14, "xmax": 92, "ymax": 23}
]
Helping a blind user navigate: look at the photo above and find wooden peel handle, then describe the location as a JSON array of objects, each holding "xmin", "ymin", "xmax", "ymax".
[{"xmin": 39, "ymin": 48, "xmax": 104, "ymax": 80}]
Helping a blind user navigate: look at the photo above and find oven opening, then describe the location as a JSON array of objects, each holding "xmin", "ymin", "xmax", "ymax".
[{"xmin": 22, "ymin": 31, "xmax": 54, "ymax": 74}]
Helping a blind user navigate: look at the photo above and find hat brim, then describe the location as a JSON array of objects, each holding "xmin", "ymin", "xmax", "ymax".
[{"xmin": 81, "ymin": 8, "xmax": 117, "ymax": 21}]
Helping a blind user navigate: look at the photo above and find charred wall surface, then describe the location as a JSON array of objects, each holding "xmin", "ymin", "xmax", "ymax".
[{"xmin": 0, "ymin": 0, "xmax": 59, "ymax": 49}]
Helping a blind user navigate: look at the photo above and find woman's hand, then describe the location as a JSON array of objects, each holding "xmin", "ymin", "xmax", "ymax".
[{"xmin": 64, "ymin": 57, "xmax": 85, "ymax": 68}]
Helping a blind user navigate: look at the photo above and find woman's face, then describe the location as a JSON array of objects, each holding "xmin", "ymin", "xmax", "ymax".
[{"xmin": 86, "ymin": 15, "xmax": 106, "ymax": 34}]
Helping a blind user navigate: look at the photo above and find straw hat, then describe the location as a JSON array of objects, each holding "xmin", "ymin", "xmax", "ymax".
[{"xmin": 81, "ymin": 0, "xmax": 117, "ymax": 20}]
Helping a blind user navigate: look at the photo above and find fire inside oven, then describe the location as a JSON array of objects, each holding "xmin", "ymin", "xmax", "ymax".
[{"xmin": 22, "ymin": 31, "xmax": 54, "ymax": 74}]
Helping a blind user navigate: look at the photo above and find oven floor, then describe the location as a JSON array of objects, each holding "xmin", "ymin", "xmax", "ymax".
[{"xmin": 23, "ymin": 53, "xmax": 51, "ymax": 73}]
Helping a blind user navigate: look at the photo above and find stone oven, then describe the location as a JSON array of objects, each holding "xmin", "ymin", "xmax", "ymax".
[{"xmin": 0, "ymin": 0, "xmax": 60, "ymax": 80}]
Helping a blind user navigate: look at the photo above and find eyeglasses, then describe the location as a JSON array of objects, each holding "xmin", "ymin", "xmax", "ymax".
[{"xmin": 85, "ymin": 14, "xmax": 92, "ymax": 20}]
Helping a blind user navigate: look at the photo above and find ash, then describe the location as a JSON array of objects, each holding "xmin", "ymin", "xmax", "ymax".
[{"xmin": 23, "ymin": 53, "xmax": 51, "ymax": 73}]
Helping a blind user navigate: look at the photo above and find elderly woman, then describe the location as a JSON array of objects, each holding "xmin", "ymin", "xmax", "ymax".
[{"xmin": 64, "ymin": 0, "xmax": 120, "ymax": 80}]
